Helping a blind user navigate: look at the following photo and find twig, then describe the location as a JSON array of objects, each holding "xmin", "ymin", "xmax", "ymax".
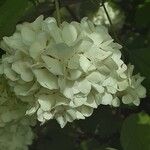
[
  {"xmin": 65, "ymin": 5, "xmax": 80, "ymax": 22},
  {"xmin": 55, "ymin": 0, "xmax": 61, "ymax": 26},
  {"xmin": 101, "ymin": 0, "xmax": 119, "ymax": 43}
]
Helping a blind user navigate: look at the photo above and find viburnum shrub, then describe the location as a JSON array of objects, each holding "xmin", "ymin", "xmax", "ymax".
[{"xmin": 0, "ymin": 1, "xmax": 147, "ymax": 149}]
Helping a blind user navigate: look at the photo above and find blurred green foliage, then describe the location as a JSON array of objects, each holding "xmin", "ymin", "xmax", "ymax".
[
  {"xmin": 0, "ymin": 0, "xmax": 150, "ymax": 150},
  {"xmin": 0, "ymin": 0, "xmax": 32, "ymax": 40},
  {"xmin": 121, "ymin": 112, "xmax": 150, "ymax": 150}
]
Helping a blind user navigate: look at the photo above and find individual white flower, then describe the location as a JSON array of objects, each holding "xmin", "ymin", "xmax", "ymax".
[
  {"xmin": 92, "ymin": 2, "xmax": 125, "ymax": 29},
  {"xmin": 121, "ymin": 65, "xmax": 146, "ymax": 106},
  {"xmin": 0, "ymin": 118, "xmax": 35, "ymax": 150},
  {"xmin": 0, "ymin": 16, "xmax": 146, "ymax": 128}
]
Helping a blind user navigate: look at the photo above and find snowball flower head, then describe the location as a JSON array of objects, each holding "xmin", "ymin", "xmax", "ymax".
[
  {"xmin": 92, "ymin": 2, "xmax": 125, "ymax": 29},
  {"xmin": 0, "ymin": 16, "xmax": 146, "ymax": 128}
]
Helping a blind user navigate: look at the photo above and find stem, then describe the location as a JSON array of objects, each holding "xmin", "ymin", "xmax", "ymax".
[
  {"xmin": 65, "ymin": 5, "xmax": 80, "ymax": 22},
  {"xmin": 55, "ymin": 0, "xmax": 61, "ymax": 26},
  {"xmin": 101, "ymin": 0, "xmax": 119, "ymax": 43},
  {"xmin": 102, "ymin": 1, "xmax": 113, "ymax": 26}
]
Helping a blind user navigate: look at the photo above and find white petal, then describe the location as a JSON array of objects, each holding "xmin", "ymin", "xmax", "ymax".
[
  {"xmin": 58, "ymin": 78, "xmax": 74, "ymax": 99},
  {"xmin": 55, "ymin": 95, "xmax": 69, "ymax": 106},
  {"xmin": 41, "ymin": 55, "xmax": 63, "ymax": 75},
  {"xmin": 86, "ymin": 71, "xmax": 105, "ymax": 83},
  {"xmin": 92, "ymin": 83, "xmax": 104, "ymax": 93},
  {"xmin": 47, "ymin": 23, "xmax": 63, "ymax": 43},
  {"xmin": 79, "ymin": 55, "xmax": 91, "ymax": 72},
  {"xmin": 103, "ymin": 77, "xmax": 117, "ymax": 94},
  {"xmin": 88, "ymin": 32, "xmax": 104, "ymax": 45},
  {"xmin": 103, "ymin": 57, "xmax": 118, "ymax": 70},
  {"xmin": 76, "ymin": 111, "xmax": 85, "ymax": 119},
  {"xmin": 118, "ymin": 80, "xmax": 129, "ymax": 91},
  {"xmin": 78, "ymin": 106, "xmax": 93, "ymax": 117},
  {"xmin": 75, "ymin": 38, "xmax": 93, "ymax": 53},
  {"xmin": 100, "ymin": 39, "xmax": 114, "ymax": 47},
  {"xmin": 3, "ymin": 33, "xmax": 24, "ymax": 50},
  {"xmin": 73, "ymin": 97, "xmax": 87, "ymax": 107},
  {"xmin": 38, "ymin": 94, "xmax": 55, "ymax": 111},
  {"xmin": 136, "ymin": 85, "xmax": 146, "ymax": 98},
  {"xmin": 84, "ymin": 45, "xmax": 111, "ymax": 62},
  {"xmin": 68, "ymin": 54, "xmax": 80, "ymax": 69},
  {"xmin": 33, "ymin": 69, "xmax": 58, "ymax": 90},
  {"xmin": 56, "ymin": 115, "xmax": 67, "ymax": 128},
  {"xmin": 52, "ymin": 43, "xmax": 75, "ymax": 59},
  {"xmin": 37, "ymin": 108, "xmax": 45, "ymax": 123},
  {"xmin": 4, "ymin": 64, "xmax": 18, "ymax": 81},
  {"xmin": 75, "ymin": 79, "xmax": 91, "ymax": 94},
  {"xmin": 12, "ymin": 61, "xmax": 33, "ymax": 82},
  {"xmin": 31, "ymin": 15, "xmax": 44, "ymax": 31},
  {"xmin": 112, "ymin": 97, "xmax": 120, "ymax": 107},
  {"xmin": 95, "ymin": 93, "xmax": 103, "ymax": 105},
  {"xmin": 86, "ymin": 93, "xmax": 97, "ymax": 108},
  {"xmin": 122, "ymin": 94, "xmax": 133, "ymax": 104},
  {"xmin": 133, "ymin": 99, "xmax": 140, "ymax": 106},
  {"xmin": 62, "ymin": 24, "xmax": 77, "ymax": 45},
  {"xmin": 21, "ymin": 26, "xmax": 36, "ymax": 45},
  {"xmin": 101, "ymin": 93, "xmax": 113, "ymax": 105},
  {"xmin": 29, "ymin": 42, "xmax": 45, "ymax": 60},
  {"xmin": 26, "ymin": 103, "xmax": 39, "ymax": 115},
  {"xmin": 67, "ymin": 69, "xmax": 82, "ymax": 80},
  {"xmin": 66, "ymin": 109, "xmax": 77, "ymax": 122},
  {"xmin": 14, "ymin": 82, "xmax": 37, "ymax": 96},
  {"xmin": 43, "ymin": 112, "xmax": 53, "ymax": 120}
]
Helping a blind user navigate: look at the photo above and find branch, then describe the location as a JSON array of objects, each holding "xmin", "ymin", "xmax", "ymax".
[
  {"xmin": 55, "ymin": 0, "xmax": 61, "ymax": 26},
  {"xmin": 101, "ymin": 0, "xmax": 119, "ymax": 43},
  {"xmin": 65, "ymin": 5, "xmax": 80, "ymax": 22}
]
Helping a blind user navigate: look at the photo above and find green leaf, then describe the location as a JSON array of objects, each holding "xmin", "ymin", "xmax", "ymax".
[
  {"xmin": 121, "ymin": 112, "xmax": 150, "ymax": 150},
  {"xmin": 0, "ymin": 0, "xmax": 30, "ymax": 40}
]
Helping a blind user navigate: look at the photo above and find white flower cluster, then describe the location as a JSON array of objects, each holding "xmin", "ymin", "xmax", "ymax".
[
  {"xmin": 92, "ymin": 2, "xmax": 125, "ymax": 29},
  {"xmin": 0, "ymin": 16, "xmax": 146, "ymax": 128},
  {"xmin": 0, "ymin": 119, "xmax": 35, "ymax": 150},
  {"xmin": 0, "ymin": 76, "xmax": 35, "ymax": 150}
]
